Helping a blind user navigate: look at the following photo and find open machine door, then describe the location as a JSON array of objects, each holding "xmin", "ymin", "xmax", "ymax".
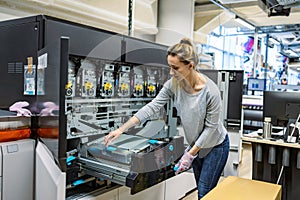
[
  {"xmin": 36, "ymin": 140, "xmax": 66, "ymax": 200},
  {"xmin": 35, "ymin": 37, "xmax": 68, "ymax": 200}
]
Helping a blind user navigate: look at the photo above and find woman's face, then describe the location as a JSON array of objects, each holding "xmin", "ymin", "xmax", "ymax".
[{"xmin": 167, "ymin": 55, "xmax": 191, "ymax": 81}]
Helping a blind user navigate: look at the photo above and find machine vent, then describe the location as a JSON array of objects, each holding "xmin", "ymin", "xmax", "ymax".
[{"xmin": 7, "ymin": 62, "xmax": 23, "ymax": 74}]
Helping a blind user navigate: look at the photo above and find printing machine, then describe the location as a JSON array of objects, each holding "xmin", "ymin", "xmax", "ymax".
[
  {"xmin": 62, "ymin": 63, "xmax": 184, "ymax": 195},
  {"xmin": 198, "ymin": 69, "xmax": 244, "ymax": 176},
  {"xmin": 35, "ymin": 51, "xmax": 185, "ymax": 199},
  {"xmin": 63, "ymin": 95, "xmax": 184, "ymax": 196},
  {"xmin": 0, "ymin": 15, "xmax": 186, "ymax": 199}
]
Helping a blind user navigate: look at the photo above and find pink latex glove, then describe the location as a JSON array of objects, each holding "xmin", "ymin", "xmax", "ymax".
[
  {"xmin": 174, "ymin": 151, "xmax": 196, "ymax": 175},
  {"xmin": 9, "ymin": 101, "xmax": 32, "ymax": 116}
]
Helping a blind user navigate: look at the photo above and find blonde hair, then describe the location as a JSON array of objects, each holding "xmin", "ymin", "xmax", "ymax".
[{"xmin": 167, "ymin": 38, "xmax": 199, "ymax": 67}]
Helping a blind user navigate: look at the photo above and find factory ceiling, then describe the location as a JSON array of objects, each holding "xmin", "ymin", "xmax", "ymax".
[
  {"xmin": 194, "ymin": 0, "xmax": 300, "ymax": 59},
  {"xmin": 0, "ymin": 0, "xmax": 300, "ymax": 59}
]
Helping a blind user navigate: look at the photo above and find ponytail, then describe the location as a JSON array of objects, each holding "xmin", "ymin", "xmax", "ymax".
[{"xmin": 167, "ymin": 38, "xmax": 199, "ymax": 67}]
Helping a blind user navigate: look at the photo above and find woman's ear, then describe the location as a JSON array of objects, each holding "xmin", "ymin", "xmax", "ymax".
[{"xmin": 189, "ymin": 62, "xmax": 194, "ymax": 69}]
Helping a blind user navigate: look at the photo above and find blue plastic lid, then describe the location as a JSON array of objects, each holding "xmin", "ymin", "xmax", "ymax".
[
  {"xmin": 106, "ymin": 146, "xmax": 117, "ymax": 151},
  {"xmin": 149, "ymin": 139, "xmax": 158, "ymax": 144},
  {"xmin": 73, "ymin": 179, "xmax": 84, "ymax": 186},
  {"xmin": 174, "ymin": 165, "xmax": 179, "ymax": 171},
  {"xmin": 66, "ymin": 156, "xmax": 76, "ymax": 163}
]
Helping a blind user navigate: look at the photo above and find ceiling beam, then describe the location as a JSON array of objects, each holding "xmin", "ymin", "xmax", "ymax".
[{"xmin": 194, "ymin": 11, "xmax": 234, "ymax": 34}]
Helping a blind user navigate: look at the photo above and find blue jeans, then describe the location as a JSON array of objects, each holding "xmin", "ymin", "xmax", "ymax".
[{"xmin": 192, "ymin": 134, "xmax": 229, "ymax": 199}]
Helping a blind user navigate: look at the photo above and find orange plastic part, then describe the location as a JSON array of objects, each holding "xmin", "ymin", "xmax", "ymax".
[
  {"xmin": 0, "ymin": 129, "xmax": 31, "ymax": 142},
  {"xmin": 37, "ymin": 127, "xmax": 59, "ymax": 138}
]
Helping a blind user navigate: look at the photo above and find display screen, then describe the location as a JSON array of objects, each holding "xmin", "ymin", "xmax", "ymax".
[
  {"xmin": 263, "ymin": 91, "xmax": 300, "ymax": 126},
  {"xmin": 247, "ymin": 78, "xmax": 265, "ymax": 91}
]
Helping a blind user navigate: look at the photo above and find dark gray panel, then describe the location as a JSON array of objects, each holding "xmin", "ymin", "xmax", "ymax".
[
  {"xmin": 45, "ymin": 18, "xmax": 122, "ymax": 61},
  {"xmin": 124, "ymin": 37, "xmax": 168, "ymax": 66},
  {"xmin": 0, "ymin": 20, "xmax": 39, "ymax": 109}
]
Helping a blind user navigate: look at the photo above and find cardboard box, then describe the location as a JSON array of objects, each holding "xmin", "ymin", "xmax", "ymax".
[{"xmin": 202, "ymin": 176, "xmax": 281, "ymax": 200}]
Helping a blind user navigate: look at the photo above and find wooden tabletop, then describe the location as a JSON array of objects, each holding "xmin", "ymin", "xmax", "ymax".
[
  {"xmin": 242, "ymin": 136, "xmax": 300, "ymax": 149},
  {"xmin": 202, "ymin": 176, "xmax": 282, "ymax": 200}
]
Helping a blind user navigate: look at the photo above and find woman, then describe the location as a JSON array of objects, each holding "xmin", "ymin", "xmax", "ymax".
[{"xmin": 104, "ymin": 38, "xmax": 229, "ymax": 199}]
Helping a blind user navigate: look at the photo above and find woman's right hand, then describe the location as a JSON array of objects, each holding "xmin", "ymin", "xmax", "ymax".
[{"xmin": 104, "ymin": 128, "xmax": 123, "ymax": 146}]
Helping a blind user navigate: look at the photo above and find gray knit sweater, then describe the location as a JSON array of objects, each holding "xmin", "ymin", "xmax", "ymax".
[{"xmin": 134, "ymin": 73, "xmax": 227, "ymax": 152}]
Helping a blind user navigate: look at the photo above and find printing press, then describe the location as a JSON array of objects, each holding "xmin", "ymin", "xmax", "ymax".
[
  {"xmin": 0, "ymin": 15, "xmax": 187, "ymax": 198},
  {"xmin": 62, "ymin": 101, "xmax": 185, "ymax": 195},
  {"xmin": 77, "ymin": 124, "xmax": 184, "ymax": 194},
  {"xmin": 62, "ymin": 59, "xmax": 185, "ymax": 196}
]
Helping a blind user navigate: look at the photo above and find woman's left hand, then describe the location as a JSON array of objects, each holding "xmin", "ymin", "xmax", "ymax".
[{"xmin": 174, "ymin": 151, "xmax": 196, "ymax": 175}]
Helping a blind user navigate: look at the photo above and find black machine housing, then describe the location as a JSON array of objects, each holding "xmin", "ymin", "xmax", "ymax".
[{"xmin": 0, "ymin": 15, "xmax": 184, "ymax": 196}]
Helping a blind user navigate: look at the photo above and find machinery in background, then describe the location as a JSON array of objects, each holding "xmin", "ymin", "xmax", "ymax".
[
  {"xmin": 263, "ymin": 91, "xmax": 300, "ymax": 141},
  {"xmin": 199, "ymin": 69, "xmax": 244, "ymax": 131},
  {"xmin": 242, "ymin": 95, "xmax": 264, "ymax": 134},
  {"xmin": 198, "ymin": 69, "xmax": 244, "ymax": 177},
  {"xmin": 242, "ymin": 77, "xmax": 265, "ymax": 134}
]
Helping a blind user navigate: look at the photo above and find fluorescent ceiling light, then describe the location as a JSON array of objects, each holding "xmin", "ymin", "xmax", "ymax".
[
  {"xmin": 235, "ymin": 17, "xmax": 255, "ymax": 30},
  {"xmin": 269, "ymin": 37, "xmax": 280, "ymax": 45},
  {"xmin": 219, "ymin": 0, "xmax": 256, "ymax": 4}
]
